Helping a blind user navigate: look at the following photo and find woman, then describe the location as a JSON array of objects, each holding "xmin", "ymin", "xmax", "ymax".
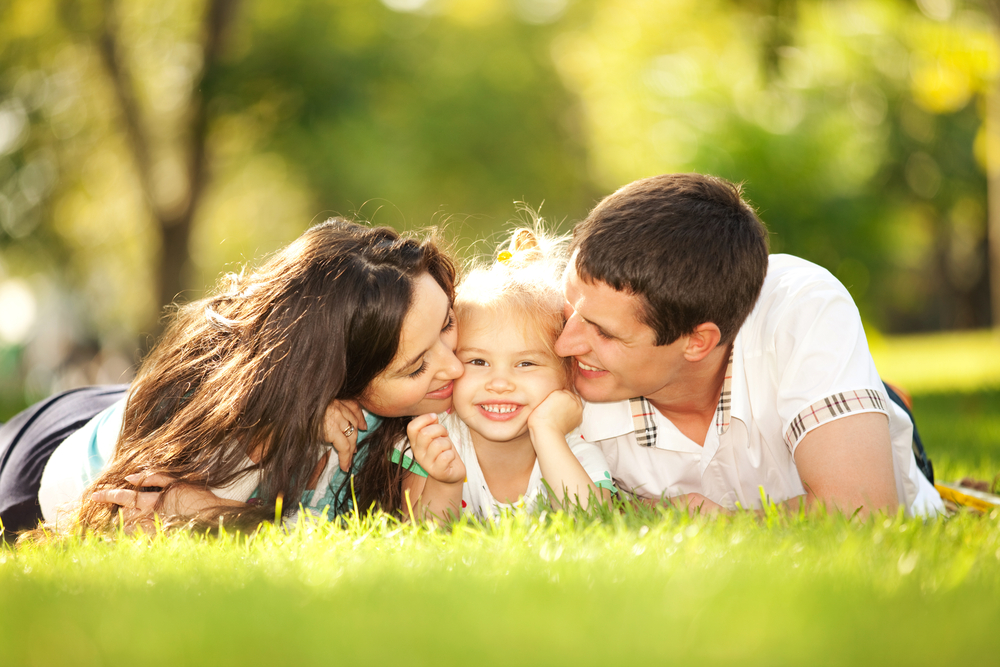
[{"xmin": 0, "ymin": 217, "xmax": 463, "ymax": 536}]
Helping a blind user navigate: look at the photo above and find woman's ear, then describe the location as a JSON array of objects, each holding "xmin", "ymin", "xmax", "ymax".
[{"xmin": 682, "ymin": 323, "xmax": 722, "ymax": 363}]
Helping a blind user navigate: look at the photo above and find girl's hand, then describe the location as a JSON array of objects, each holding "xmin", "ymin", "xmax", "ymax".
[
  {"xmin": 90, "ymin": 473, "xmax": 243, "ymax": 532},
  {"xmin": 406, "ymin": 414, "xmax": 465, "ymax": 485},
  {"xmin": 323, "ymin": 399, "xmax": 367, "ymax": 472},
  {"xmin": 527, "ymin": 389, "xmax": 583, "ymax": 437}
]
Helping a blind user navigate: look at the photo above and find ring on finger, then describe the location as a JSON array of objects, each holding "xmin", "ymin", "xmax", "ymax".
[{"xmin": 343, "ymin": 423, "xmax": 356, "ymax": 438}]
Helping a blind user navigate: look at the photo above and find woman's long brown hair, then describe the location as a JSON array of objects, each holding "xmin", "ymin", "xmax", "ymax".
[{"xmin": 73, "ymin": 218, "xmax": 455, "ymax": 532}]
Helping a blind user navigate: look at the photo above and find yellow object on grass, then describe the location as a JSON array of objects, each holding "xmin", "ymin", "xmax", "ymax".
[{"xmin": 934, "ymin": 482, "xmax": 1000, "ymax": 513}]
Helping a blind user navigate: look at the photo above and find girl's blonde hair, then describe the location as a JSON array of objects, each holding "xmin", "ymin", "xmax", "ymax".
[{"xmin": 455, "ymin": 222, "xmax": 572, "ymax": 379}]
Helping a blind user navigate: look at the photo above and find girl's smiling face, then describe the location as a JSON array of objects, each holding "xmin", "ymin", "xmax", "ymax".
[
  {"xmin": 452, "ymin": 308, "xmax": 567, "ymax": 444},
  {"xmin": 362, "ymin": 273, "xmax": 463, "ymax": 417}
]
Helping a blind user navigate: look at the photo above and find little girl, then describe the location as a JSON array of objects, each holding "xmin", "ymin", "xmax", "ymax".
[{"xmin": 391, "ymin": 227, "xmax": 616, "ymax": 520}]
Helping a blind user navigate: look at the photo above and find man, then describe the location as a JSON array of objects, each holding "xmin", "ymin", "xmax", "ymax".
[{"xmin": 555, "ymin": 173, "xmax": 942, "ymax": 517}]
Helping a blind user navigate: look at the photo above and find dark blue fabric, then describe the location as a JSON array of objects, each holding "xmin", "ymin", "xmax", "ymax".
[
  {"xmin": 883, "ymin": 382, "xmax": 933, "ymax": 485},
  {"xmin": 0, "ymin": 385, "xmax": 127, "ymax": 537}
]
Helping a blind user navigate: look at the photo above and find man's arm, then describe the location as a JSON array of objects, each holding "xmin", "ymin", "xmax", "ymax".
[
  {"xmin": 790, "ymin": 411, "xmax": 898, "ymax": 518},
  {"xmin": 641, "ymin": 412, "xmax": 898, "ymax": 519}
]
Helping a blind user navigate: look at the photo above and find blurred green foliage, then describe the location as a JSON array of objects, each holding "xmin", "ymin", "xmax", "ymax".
[{"xmin": 0, "ymin": 0, "xmax": 996, "ymax": 413}]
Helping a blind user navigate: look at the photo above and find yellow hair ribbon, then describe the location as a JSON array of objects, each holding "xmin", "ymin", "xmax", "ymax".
[{"xmin": 497, "ymin": 250, "xmax": 513, "ymax": 264}]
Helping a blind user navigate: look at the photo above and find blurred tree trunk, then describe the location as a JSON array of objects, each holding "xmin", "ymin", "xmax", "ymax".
[
  {"xmin": 93, "ymin": 0, "xmax": 238, "ymax": 331},
  {"xmin": 988, "ymin": 0, "xmax": 1000, "ymax": 328}
]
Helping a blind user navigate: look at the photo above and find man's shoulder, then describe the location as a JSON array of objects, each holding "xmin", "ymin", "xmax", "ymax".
[
  {"xmin": 764, "ymin": 254, "xmax": 841, "ymax": 290},
  {"xmin": 748, "ymin": 254, "xmax": 856, "ymax": 330}
]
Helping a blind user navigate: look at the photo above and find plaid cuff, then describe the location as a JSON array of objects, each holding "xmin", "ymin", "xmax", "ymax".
[{"xmin": 785, "ymin": 388, "xmax": 889, "ymax": 448}]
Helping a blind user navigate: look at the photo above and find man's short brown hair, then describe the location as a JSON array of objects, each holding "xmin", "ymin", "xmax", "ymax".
[{"xmin": 571, "ymin": 173, "xmax": 769, "ymax": 346}]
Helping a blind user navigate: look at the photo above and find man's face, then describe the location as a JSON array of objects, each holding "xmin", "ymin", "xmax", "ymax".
[{"xmin": 554, "ymin": 254, "xmax": 687, "ymax": 403}]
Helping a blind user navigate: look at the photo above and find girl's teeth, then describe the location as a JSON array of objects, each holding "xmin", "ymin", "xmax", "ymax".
[
  {"xmin": 482, "ymin": 404, "xmax": 518, "ymax": 414},
  {"xmin": 579, "ymin": 361, "xmax": 601, "ymax": 372}
]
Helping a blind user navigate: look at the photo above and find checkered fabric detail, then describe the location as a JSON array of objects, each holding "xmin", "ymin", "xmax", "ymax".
[
  {"xmin": 629, "ymin": 397, "xmax": 657, "ymax": 447},
  {"xmin": 714, "ymin": 348, "xmax": 734, "ymax": 436},
  {"xmin": 784, "ymin": 388, "xmax": 888, "ymax": 447},
  {"xmin": 629, "ymin": 347, "xmax": 735, "ymax": 446}
]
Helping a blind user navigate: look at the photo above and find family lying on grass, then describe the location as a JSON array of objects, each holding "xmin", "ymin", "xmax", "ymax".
[{"xmin": 0, "ymin": 172, "xmax": 944, "ymax": 540}]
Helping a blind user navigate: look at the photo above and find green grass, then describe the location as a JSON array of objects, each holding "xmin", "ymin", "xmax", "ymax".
[
  {"xmin": 2, "ymin": 330, "xmax": 999, "ymax": 665},
  {"xmin": 869, "ymin": 329, "xmax": 1000, "ymax": 393},
  {"xmin": 3, "ymin": 507, "xmax": 1000, "ymax": 665}
]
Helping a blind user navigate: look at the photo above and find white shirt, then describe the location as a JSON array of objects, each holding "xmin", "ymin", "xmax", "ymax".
[
  {"xmin": 394, "ymin": 411, "xmax": 615, "ymax": 520},
  {"xmin": 579, "ymin": 254, "xmax": 944, "ymax": 517}
]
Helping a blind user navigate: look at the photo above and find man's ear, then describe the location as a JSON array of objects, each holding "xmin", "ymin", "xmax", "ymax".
[{"xmin": 683, "ymin": 323, "xmax": 722, "ymax": 362}]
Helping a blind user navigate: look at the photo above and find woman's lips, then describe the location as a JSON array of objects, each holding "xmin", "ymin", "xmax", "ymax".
[
  {"xmin": 425, "ymin": 381, "xmax": 454, "ymax": 400},
  {"xmin": 477, "ymin": 403, "xmax": 524, "ymax": 421}
]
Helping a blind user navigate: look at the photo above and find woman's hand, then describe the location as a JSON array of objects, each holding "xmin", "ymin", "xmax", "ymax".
[
  {"xmin": 406, "ymin": 414, "xmax": 465, "ymax": 485},
  {"xmin": 90, "ymin": 472, "xmax": 243, "ymax": 532},
  {"xmin": 527, "ymin": 389, "xmax": 583, "ymax": 438},
  {"xmin": 323, "ymin": 399, "xmax": 367, "ymax": 472}
]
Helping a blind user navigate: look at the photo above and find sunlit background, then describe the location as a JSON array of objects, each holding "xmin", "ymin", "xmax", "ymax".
[{"xmin": 0, "ymin": 0, "xmax": 997, "ymax": 418}]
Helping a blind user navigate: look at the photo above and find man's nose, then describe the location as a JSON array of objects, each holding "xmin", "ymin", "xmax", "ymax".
[{"xmin": 555, "ymin": 313, "xmax": 587, "ymax": 357}]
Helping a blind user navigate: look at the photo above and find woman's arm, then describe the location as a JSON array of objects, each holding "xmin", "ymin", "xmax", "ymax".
[
  {"xmin": 90, "ymin": 472, "xmax": 247, "ymax": 533},
  {"xmin": 402, "ymin": 414, "xmax": 465, "ymax": 522},
  {"xmin": 528, "ymin": 390, "xmax": 612, "ymax": 510}
]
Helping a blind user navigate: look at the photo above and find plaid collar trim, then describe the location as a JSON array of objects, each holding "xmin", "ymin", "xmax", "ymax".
[
  {"xmin": 715, "ymin": 346, "xmax": 734, "ymax": 435},
  {"xmin": 629, "ymin": 346, "xmax": 735, "ymax": 447}
]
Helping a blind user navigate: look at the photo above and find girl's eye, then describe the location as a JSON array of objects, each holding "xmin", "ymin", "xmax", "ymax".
[
  {"xmin": 408, "ymin": 360, "xmax": 429, "ymax": 378},
  {"xmin": 467, "ymin": 359, "xmax": 487, "ymax": 366},
  {"xmin": 516, "ymin": 361, "xmax": 536, "ymax": 368}
]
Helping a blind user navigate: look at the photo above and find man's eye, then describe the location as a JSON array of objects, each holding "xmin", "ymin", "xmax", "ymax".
[{"xmin": 596, "ymin": 328, "xmax": 614, "ymax": 340}]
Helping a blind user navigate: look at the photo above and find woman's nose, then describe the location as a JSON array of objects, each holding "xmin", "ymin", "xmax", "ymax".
[{"xmin": 435, "ymin": 342, "xmax": 463, "ymax": 380}]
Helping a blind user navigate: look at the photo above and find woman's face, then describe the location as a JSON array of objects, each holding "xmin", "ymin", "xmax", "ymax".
[{"xmin": 361, "ymin": 272, "xmax": 463, "ymax": 417}]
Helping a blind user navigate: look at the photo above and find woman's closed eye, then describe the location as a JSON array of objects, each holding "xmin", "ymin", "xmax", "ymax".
[
  {"xmin": 407, "ymin": 360, "xmax": 429, "ymax": 378},
  {"xmin": 442, "ymin": 311, "xmax": 456, "ymax": 334}
]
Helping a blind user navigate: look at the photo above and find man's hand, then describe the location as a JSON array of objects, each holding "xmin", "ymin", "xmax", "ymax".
[
  {"xmin": 634, "ymin": 492, "xmax": 726, "ymax": 516},
  {"xmin": 406, "ymin": 414, "xmax": 465, "ymax": 485},
  {"xmin": 670, "ymin": 492, "xmax": 725, "ymax": 516}
]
